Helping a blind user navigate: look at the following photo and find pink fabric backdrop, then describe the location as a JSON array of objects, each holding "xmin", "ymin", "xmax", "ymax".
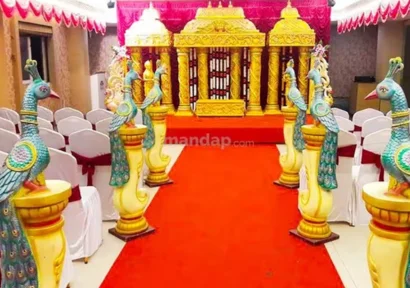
[{"xmin": 116, "ymin": 0, "xmax": 331, "ymax": 109}]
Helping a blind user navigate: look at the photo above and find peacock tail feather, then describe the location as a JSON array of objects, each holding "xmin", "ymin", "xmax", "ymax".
[
  {"xmin": 293, "ymin": 110, "xmax": 306, "ymax": 152},
  {"xmin": 109, "ymin": 131, "xmax": 129, "ymax": 187},
  {"xmin": 318, "ymin": 130, "xmax": 338, "ymax": 190},
  {"xmin": 142, "ymin": 111, "xmax": 155, "ymax": 150},
  {"xmin": 0, "ymin": 199, "xmax": 38, "ymax": 288}
]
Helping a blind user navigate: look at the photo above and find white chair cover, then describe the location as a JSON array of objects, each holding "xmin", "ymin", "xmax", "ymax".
[
  {"xmin": 39, "ymin": 128, "xmax": 66, "ymax": 151},
  {"xmin": 0, "ymin": 118, "xmax": 16, "ymax": 133},
  {"xmin": 354, "ymin": 128, "xmax": 391, "ymax": 226},
  {"xmin": 299, "ymin": 130, "xmax": 357, "ymax": 225},
  {"xmin": 0, "ymin": 108, "xmax": 20, "ymax": 133},
  {"xmin": 45, "ymin": 148, "xmax": 103, "ymax": 260},
  {"xmin": 95, "ymin": 118, "xmax": 111, "ymax": 136},
  {"xmin": 38, "ymin": 117, "xmax": 53, "ymax": 130},
  {"xmin": 38, "ymin": 106, "xmax": 54, "ymax": 123},
  {"xmin": 335, "ymin": 116, "xmax": 354, "ymax": 132},
  {"xmin": 0, "ymin": 128, "xmax": 19, "ymax": 153},
  {"xmin": 352, "ymin": 108, "xmax": 384, "ymax": 142},
  {"xmin": 332, "ymin": 108, "xmax": 349, "ymax": 119},
  {"xmin": 57, "ymin": 116, "xmax": 92, "ymax": 144},
  {"xmin": 0, "ymin": 151, "xmax": 7, "ymax": 165},
  {"xmin": 86, "ymin": 109, "xmax": 113, "ymax": 128},
  {"xmin": 55, "ymin": 107, "xmax": 84, "ymax": 124},
  {"xmin": 69, "ymin": 130, "xmax": 118, "ymax": 220}
]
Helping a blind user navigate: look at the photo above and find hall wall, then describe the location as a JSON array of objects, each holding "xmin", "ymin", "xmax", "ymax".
[
  {"xmin": 0, "ymin": 13, "xmax": 91, "ymax": 113},
  {"xmin": 89, "ymin": 27, "xmax": 118, "ymax": 75}
]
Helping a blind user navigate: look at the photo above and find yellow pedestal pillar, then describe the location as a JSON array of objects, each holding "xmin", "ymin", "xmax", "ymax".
[
  {"xmin": 14, "ymin": 180, "xmax": 71, "ymax": 288},
  {"xmin": 290, "ymin": 125, "xmax": 339, "ymax": 244},
  {"xmin": 246, "ymin": 47, "xmax": 264, "ymax": 116},
  {"xmin": 197, "ymin": 48, "xmax": 209, "ymax": 101},
  {"xmin": 159, "ymin": 47, "xmax": 174, "ymax": 115},
  {"xmin": 298, "ymin": 47, "xmax": 311, "ymax": 104},
  {"xmin": 109, "ymin": 126, "xmax": 155, "ymax": 241},
  {"xmin": 363, "ymin": 182, "xmax": 410, "ymax": 288},
  {"xmin": 265, "ymin": 47, "xmax": 281, "ymax": 115},
  {"xmin": 274, "ymin": 107, "xmax": 303, "ymax": 188},
  {"xmin": 175, "ymin": 48, "xmax": 194, "ymax": 116},
  {"xmin": 230, "ymin": 47, "xmax": 242, "ymax": 100},
  {"xmin": 145, "ymin": 106, "xmax": 172, "ymax": 187},
  {"xmin": 130, "ymin": 47, "xmax": 144, "ymax": 105}
]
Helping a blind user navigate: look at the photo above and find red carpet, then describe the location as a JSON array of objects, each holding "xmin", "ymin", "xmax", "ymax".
[{"xmin": 102, "ymin": 146, "xmax": 343, "ymax": 288}]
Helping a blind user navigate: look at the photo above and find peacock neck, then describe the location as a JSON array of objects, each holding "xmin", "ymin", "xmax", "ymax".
[
  {"xmin": 390, "ymin": 89, "xmax": 410, "ymax": 141},
  {"xmin": 154, "ymin": 71, "xmax": 161, "ymax": 86},
  {"xmin": 290, "ymin": 79, "xmax": 297, "ymax": 88},
  {"xmin": 20, "ymin": 90, "xmax": 39, "ymax": 137}
]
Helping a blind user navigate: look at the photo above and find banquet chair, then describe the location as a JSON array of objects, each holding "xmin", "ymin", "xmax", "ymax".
[
  {"xmin": 86, "ymin": 109, "xmax": 113, "ymax": 130},
  {"xmin": 40, "ymin": 128, "xmax": 66, "ymax": 151},
  {"xmin": 55, "ymin": 107, "xmax": 84, "ymax": 124},
  {"xmin": 38, "ymin": 105, "xmax": 54, "ymax": 123},
  {"xmin": 299, "ymin": 130, "xmax": 357, "ymax": 225},
  {"xmin": 95, "ymin": 118, "xmax": 111, "ymax": 136},
  {"xmin": 57, "ymin": 116, "xmax": 92, "ymax": 145},
  {"xmin": 0, "ymin": 151, "xmax": 7, "ymax": 165},
  {"xmin": 386, "ymin": 111, "xmax": 392, "ymax": 117},
  {"xmin": 45, "ymin": 148, "xmax": 103, "ymax": 263},
  {"xmin": 0, "ymin": 107, "xmax": 20, "ymax": 133},
  {"xmin": 38, "ymin": 117, "xmax": 53, "ymax": 130},
  {"xmin": 335, "ymin": 116, "xmax": 354, "ymax": 132},
  {"xmin": 69, "ymin": 130, "xmax": 117, "ymax": 220},
  {"xmin": 352, "ymin": 108, "xmax": 384, "ymax": 142},
  {"xmin": 354, "ymin": 128, "xmax": 391, "ymax": 226},
  {"xmin": 0, "ymin": 128, "xmax": 19, "ymax": 153},
  {"xmin": 0, "ymin": 117, "xmax": 16, "ymax": 133},
  {"xmin": 332, "ymin": 108, "xmax": 349, "ymax": 119}
]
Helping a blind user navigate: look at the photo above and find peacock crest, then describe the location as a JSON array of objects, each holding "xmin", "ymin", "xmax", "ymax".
[
  {"xmin": 386, "ymin": 57, "xmax": 404, "ymax": 78},
  {"xmin": 24, "ymin": 60, "xmax": 40, "ymax": 80}
]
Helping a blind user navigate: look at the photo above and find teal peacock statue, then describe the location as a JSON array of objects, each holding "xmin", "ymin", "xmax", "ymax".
[
  {"xmin": 108, "ymin": 60, "xmax": 142, "ymax": 187},
  {"xmin": 0, "ymin": 59, "xmax": 59, "ymax": 287},
  {"xmin": 140, "ymin": 60, "xmax": 167, "ymax": 149},
  {"xmin": 307, "ymin": 59, "xmax": 339, "ymax": 190},
  {"xmin": 285, "ymin": 59, "xmax": 307, "ymax": 152}
]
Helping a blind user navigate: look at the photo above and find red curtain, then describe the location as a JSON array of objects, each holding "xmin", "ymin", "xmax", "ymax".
[{"xmin": 117, "ymin": 0, "xmax": 331, "ymax": 109}]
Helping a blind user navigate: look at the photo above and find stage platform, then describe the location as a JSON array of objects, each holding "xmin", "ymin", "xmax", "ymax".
[{"xmin": 166, "ymin": 115, "xmax": 287, "ymax": 145}]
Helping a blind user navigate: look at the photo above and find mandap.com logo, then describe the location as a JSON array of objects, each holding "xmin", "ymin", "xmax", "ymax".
[{"xmin": 165, "ymin": 134, "xmax": 254, "ymax": 150}]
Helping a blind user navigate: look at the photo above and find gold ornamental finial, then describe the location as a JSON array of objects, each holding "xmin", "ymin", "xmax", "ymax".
[
  {"xmin": 229, "ymin": 1, "xmax": 233, "ymax": 7},
  {"xmin": 288, "ymin": 0, "xmax": 291, "ymax": 7},
  {"xmin": 149, "ymin": 1, "xmax": 153, "ymax": 8},
  {"xmin": 208, "ymin": 1, "xmax": 212, "ymax": 8},
  {"xmin": 218, "ymin": 1, "xmax": 222, "ymax": 8}
]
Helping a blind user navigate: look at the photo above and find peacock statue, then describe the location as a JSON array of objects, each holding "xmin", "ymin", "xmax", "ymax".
[
  {"xmin": 307, "ymin": 59, "xmax": 339, "ymax": 190},
  {"xmin": 108, "ymin": 60, "xmax": 142, "ymax": 187},
  {"xmin": 140, "ymin": 60, "xmax": 167, "ymax": 149},
  {"xmin": 0, "ymin": 59, "xmax": 59, "ymax": 287},
  {"xmin": 285, "ymin": 59, "xmax": 307, "ymax": 152}
]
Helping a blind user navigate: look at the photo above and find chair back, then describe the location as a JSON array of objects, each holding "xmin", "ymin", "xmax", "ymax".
[
  {"xmin": 362, "ymin": 116, "xmax": 392, "ymax": 140},
  {"xmin": 332, "ymin": 108, "xmax": 349, "ymax": 119},
  {"xmin": 95, "ymin": 118, "xmax": 111, "ymax": 136},
  {"xmin": 0, "ymin": 128, "xmax": 19, "ymax": 153},
  {"xmin": 57, "ymin": 116, "xmax": 92, "ymax": 144},
  {"xmin": 352, "ymin": 108, "xmax": 384, "ymax": 141},
  {"xmin": 0, "ymin": 108, "xmax": 20, "ymax": 133},
  {"xmin": 335, "ymin": 116, "xmax": 354, "ymax": 132},
  {"xmin": 86, "ymin": 109, "xmax": 113, "ymax": 127},
  {"xmin": 0, "ymin": 118, "xmax": 16, "ymax": 133},
  {"xmin": 38, "ymin": 117, "xmax": 53, "ymax": 130},
  {"xmin": 0, "ymin": 151, "xmax": 8, "ymax": 166},
  {"xmin": 55, "ymin": 107, "xmax": 84, "ymax": 124},
  {"xmin": 39, "ymin": 128, "xmax": 66, "ymax": 151},
  {"xmin": 38, "ymin": 106, "xmax": 54, "ymax": 122},
  {"xmin": 386, "ymin": 111, "xmax": 392, "ymax": 117}
]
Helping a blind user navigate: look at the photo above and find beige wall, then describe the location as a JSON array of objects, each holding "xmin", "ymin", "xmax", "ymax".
[
  {"xmin": 0, "ymin": 14, "xmax": 92, "ymax": 113},
  {"xmin": 89, "ymin": 27, "xmax": 118, "ymax": 75}
]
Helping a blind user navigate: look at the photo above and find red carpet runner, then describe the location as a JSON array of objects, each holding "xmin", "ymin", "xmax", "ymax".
[{"xmin": 102, "ymin": 146, "xmax": 344, "ymax": 288}]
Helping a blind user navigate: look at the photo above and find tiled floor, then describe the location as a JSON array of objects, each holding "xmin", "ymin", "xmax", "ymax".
[{"xmin": 69, "ymin": 144, "xmax": 372, "ymax": 288}]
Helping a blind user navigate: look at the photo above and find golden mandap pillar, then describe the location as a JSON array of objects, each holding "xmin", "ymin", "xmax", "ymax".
[
  {"xmin": 129, "ymin": 47, "xmax": 144, "ymax": 105},
  {"xmin": 265, "ymin": 46, "xmax": 281, "ymax": 115},
  {"xmin": 298, "ymin": 46, "xmax": 311, "ymax": 104},
  {"xmin": 362, "ymin": 182, "xmax": 410, "ymax": 288},
  {"xmin": 175, "ymin": 48, "xmax": 194, "ymax": 116},
  {"xmin": 290, "ymin": 125, "xmax": 339, "ymax": 244},
  {"xmin": 15, "ymin": 180, "xmax": 71, "ymax": 288},
  {"xmin": 246, "ymin": 47, "xmax": 264, "ymax": 116},
  {"xmin": 230, "ymin": 47, "xmax": 242, "ymax": 100},
  {"xmin": 159, "ymin": 47, "xmax": 174, "ymax": 114},
  {"xmin": 109, "ymin": 126, "xmax": 155, "ymax": 241},
  {"xmin": 197, "ymin": 48, "xmax": 209, "ymax": 100}
]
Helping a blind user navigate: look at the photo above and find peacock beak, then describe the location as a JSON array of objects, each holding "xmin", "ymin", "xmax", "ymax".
[
  {"xmin": 50, "ymin": 89, "xmax": 60, "ymax": 99},
  {"xmin": 365, "ymin": 89, "xmax": 377, "ymax": 100}
]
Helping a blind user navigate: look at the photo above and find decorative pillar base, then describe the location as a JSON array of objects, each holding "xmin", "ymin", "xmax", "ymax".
[
  {"xmin": 163, "ymin": 104, "xmax": 175, "ymax": 115},
  {"xmin": 362, "ymin": 182, "xmax": 410, "ymax": 288},
  {"xmin": 289, "ymin": 229, "xmax": 339, "ymax": 246},
  {"xmin": 246, "ymin": 106, "xmax": 264, "ymax": 116},
  {"xmin": 109, "ymin": 226, "xmax": 155, "ymax": 242},
  {"xmin": 265, "ymin": 104, "xmax": 282, "ymax": 115},
  {"xmin": 15, "ymin": 180, "xmax": 71, "ymax": 288},
  {"xmin": 274, "ymin": 171, "xmax": 299, "ymax": 189},
  {"xmin": 145, "ymin": 179, "xmax": 174, "ymax": 188},
  {"xmin": 175, "ymin": 106, "xmax": 194, "ymax": 117}
]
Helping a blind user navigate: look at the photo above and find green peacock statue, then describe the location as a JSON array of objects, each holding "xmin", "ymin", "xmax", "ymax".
[
  {"xmin": 307, "ymin": 59, "xmax": 339, "ymax": 190},
  {"xmin": 140, "ymin": 60, "xmax": 167, "ymax": 149},
  {"xmin": 285, "ymin": 59, "xmax": 307, "ymax": 152},
  {"xmin": 0, "ymin": 59, "xmax": 59, "ymax": 287},
  {"xmin": 108, "ymin": 60, "xmax": 142, "ymax": 187}
]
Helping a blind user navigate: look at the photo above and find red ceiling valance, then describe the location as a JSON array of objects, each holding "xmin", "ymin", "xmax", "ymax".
[
  {"xmin": 337, "ymin": 0, "xmax": 410, "ymax": 33},
  {"xmin": 0, "ymin": 0, "xmax": 106, "ymax": 34}
]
